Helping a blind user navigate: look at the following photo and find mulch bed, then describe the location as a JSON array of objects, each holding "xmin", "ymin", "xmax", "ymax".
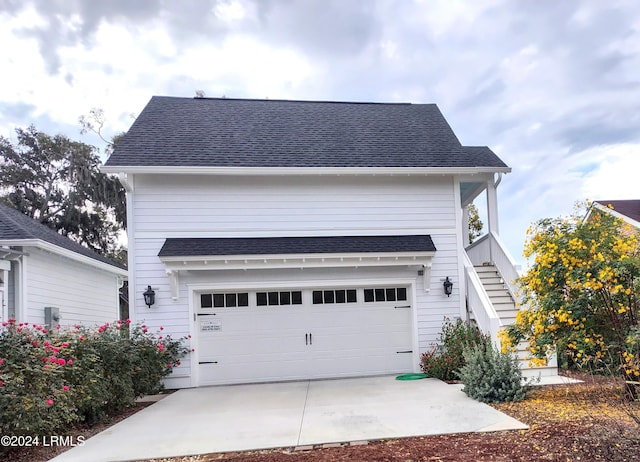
[{"xmin": 5, "ymin": 373, "xmax": 640, "ymax": 462}]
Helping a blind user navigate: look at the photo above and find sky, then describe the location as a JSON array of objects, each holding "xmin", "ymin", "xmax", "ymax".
[{"xmin": 1, "ymin": 0, "xmax": 639, "ymax": 266}]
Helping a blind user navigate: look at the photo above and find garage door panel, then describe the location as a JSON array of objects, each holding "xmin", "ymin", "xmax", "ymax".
[{"xmin": 196, "ymin": 286, "xmax": 414, "ymax": 385}]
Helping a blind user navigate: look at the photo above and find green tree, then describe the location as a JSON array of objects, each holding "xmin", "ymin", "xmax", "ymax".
[
  {"xmin": 468, "ymin": 203, "xmax": 483, "ymax": 243},
  {"xmin": 0, "ymin": 126, "xmax": 126, "ymax": 257},
  {"xmin": 503, "ymin": 202, "xmax": 640, "ymax": 381}
]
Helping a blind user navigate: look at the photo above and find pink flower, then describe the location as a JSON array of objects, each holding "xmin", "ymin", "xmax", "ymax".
[
  {"xmin": 50, "ymin": 356, "xmax": 57, "ymax": 363},
  {"xmin": 46, "ymin": 399, "xmax": 54, "ymax": 406},
  {"xmin": 176, "ymin": 361, "xmax": 181, "ymax": 366},
  {"xmin": 67, "ymin": 359, "xmax": 73, "ymax": 365},
  {"xmin": 31, "ymin": 341, "xmax": 38, "ymax": 347},
  {"xmin": 62, "ymin": 385, "xmax": 69, "ymax": 391},
  {"xmin": 187, "ymin": 334, "xmax": 192, "ymax": 339},
  {"xmin": 0, "ymin": 359, "xmax": 4, "ymax": 365},
  {"xmin": 157, "ymin": 343, "xmax": 165, "ymax": 351},
  {"xmin": 141, "ymin": 324, "xmax": 146, "ymax": 329},
  {"xmin": 42, "ymin": 357, "xmax": 48, "ymax": 362},
  {"xmin": 166, "ymin": 363, "xmax": 172, "ymax": 368},
  {"xmin": 57, "ymin": 359, "xmax": 66, "ymax": 366},
  {"xmin": 43, "ymin": 364, "xmax": 49, "ymax": 369},
  {"xmin": 1, "ymin": 322, "xmax": 7, "ymax": 327},
  {"xmin": 42, "ymin": 329, "xmax": 47, "ymax": 334},
  {"xmin": 44, "ymin": 341, "xmax": 50, "ymax": 347},
  {"xmin": 0, "ymin": 381, "xmax": 4, "ymax": 387},
  {"xmin": 159, "ymin": 326, "xmax": 164, "ymax": 331},
  {"xmin": 126, "ymin": 319, "xmax": 131, "ymax": 324},
  {"xmin": 61, "ymin": 342, "xmax": 69, "ymax": 348}
]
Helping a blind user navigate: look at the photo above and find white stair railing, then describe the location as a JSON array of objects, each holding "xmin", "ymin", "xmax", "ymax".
[
  {"xmin": 463, "ymin": 252, "xmax": 503, "ymax": 348},
  {"xmin": 466, "ymin": 231, "xmax": 521, "ymax": 302}
]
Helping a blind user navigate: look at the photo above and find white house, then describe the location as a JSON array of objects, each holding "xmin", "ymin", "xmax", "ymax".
[
  {"xmin": 103, "ymin": 96, "xmax": 539, "ymax": 388},
  {"xmin": 0, "ymin": 203, "xmax": 127, "ymax": 327}
]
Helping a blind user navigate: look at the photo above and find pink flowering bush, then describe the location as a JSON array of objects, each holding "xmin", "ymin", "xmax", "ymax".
[
  {"xmin": 0, "ymin": 319, "xmax": 189, "ymax": 437},
  {"xmin": 0, "ymin": 320, "xmax": 77, "ymax": 437}
]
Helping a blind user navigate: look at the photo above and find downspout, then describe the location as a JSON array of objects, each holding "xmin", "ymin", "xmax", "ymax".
[{"xmin": 118, "ymin": 173, "xmax": 136, "ymax": 324}]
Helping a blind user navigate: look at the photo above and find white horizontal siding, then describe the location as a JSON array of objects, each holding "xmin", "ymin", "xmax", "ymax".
[
  {"xmin": 133, "ymin": 174, "xmax": 456, "ymax": 236},
  {"xmin": 130, "ymin": 173, "xmax": 464, "ymax": 387},
  {"xmin": 25, "ymin": 248, "xmax": 119, "ymax": 327}
]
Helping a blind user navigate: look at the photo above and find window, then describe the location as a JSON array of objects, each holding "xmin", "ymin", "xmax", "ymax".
[
  {"xmin": 201, "ymin": 292, "xmax": 248, "ymax": 308},
  {"xmin": 312, "ymin": 289, "xmax": 357, "ymax": 304},
  {"xmin": 364, "ymin": 287, "xmax": 407, "ymax": 303},
  {"xmin": 257, "ymin": 291, "xmax": 303, "ymax": 306}
]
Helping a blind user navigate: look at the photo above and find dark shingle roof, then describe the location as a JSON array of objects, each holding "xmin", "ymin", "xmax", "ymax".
[
  {"xmin": 158, "ymin": 235, "xmax": 436, "ymax": 257},
  {"xmin": 595, "ymin": 200, "xmax": 640, "ymax": 223},
  {"xmin": 105, "ymin": 96, "xmax": 508, "ymax": 169},
  {"xmin": 0, "ymin": 203, "xmax": 125, "ymax": 270}
]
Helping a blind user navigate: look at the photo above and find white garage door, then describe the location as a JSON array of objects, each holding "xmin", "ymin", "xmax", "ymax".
[{"xmin": 196, "ymin": 286, "xmax": 414, "ymax": 386}]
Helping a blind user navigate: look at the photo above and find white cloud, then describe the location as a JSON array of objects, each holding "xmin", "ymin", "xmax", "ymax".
[
  {"xmin": 581, "ymin": 144, "xmax": 640, "ymax": 200},
  {"xmin": 1, "ymin": 0, "xmax": 639, "ymax": 264}
]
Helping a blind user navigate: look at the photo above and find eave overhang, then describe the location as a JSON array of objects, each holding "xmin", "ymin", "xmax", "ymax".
[
  {"xmin": 158, "ymin": 250, "xmax": 436, "ymax": 300},
  {"xmin": 101, "ymin": 165, "xmax": 512, "ymax": 176},
  {"xmin": 0, "ymin": 240, "xmax": 127, "ymax": 277}
]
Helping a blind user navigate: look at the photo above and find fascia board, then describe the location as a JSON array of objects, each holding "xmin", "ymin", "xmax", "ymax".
[
  {"xmin": 101, "ymin": 165, "xmax": 512, "ymax": 176},
  {"xmin": 0, "ymin": 239, "xmax": 128, "ymax": 276}
]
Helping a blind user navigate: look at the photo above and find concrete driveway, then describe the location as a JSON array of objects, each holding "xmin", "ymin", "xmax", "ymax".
[{"xmin": 50, "ymin": 375, "xmax": 527, "ymax": 462}]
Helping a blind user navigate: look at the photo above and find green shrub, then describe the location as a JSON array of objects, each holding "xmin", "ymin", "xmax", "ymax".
[
  {"xmin": 457, "ymin": 342, "xmax": 526, "ymax": 403},
  {"xmin": 0, "ymin": 318, "xmax": 189, "ymax": 438},
  {"xmin": 420, "ymin": 318, "xmax": 489, "ymax": 381},
  {"xmin": 0, "ymin": 320, "xmax": 77, "ymax": 436}
]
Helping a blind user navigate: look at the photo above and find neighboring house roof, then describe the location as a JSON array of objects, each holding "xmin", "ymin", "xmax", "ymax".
[
  {"xmin": 594, "ymin": 200, "xmax": 640, "ymax": 228},
  {"xmin": 104, "ymin": 96, "xmax": 509, "ymax": 171},
  {"xmin": 158, "ymin": 235, "xmax": 437, "ymax": 257},
  {"xmin": 0, "ymin": 202, "xmax": 126, "ymax": 271}
]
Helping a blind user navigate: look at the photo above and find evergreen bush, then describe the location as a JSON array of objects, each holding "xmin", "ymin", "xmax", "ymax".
[{"xmin": 457, "ymin": 342, "xmax": 526, "ymax": 403}]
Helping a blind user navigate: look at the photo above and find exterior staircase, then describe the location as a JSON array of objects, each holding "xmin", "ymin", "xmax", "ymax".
[{"xmin": 474, "ymin": 264, "xmax": 558, "ymax": 379}]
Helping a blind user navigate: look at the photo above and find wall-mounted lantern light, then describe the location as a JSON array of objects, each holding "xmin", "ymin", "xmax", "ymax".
[
  {"xmin": 443, "ymin": 277, "xmax": 453, "ymax": 297},
  {"xmin": 143, "ymin": 285, "xmax": 156, "ymax": 308}
]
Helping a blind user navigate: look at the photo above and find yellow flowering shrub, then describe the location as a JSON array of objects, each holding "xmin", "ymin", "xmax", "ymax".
[{"xmin": 505, "ymin": 201, "xmax": 640, "ymax": 380}]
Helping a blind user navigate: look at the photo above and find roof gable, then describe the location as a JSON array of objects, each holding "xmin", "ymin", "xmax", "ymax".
[
  {"xmin": 0, "ymin": 203, "xmax": 125, "ymax": 270},
  {"xmin": 105, "ymin": 96, "xmax": 509, "ymax": 170},
  {"xmin": 595, "ymin": 200, "xmax": 640, "ymax": 225}
]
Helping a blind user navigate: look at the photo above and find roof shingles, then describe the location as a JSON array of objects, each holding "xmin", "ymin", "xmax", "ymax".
[
  {"xmin": 105, "ymin": 97, "xmax": 508, "ymax": 169},
  {"xmin": 0, "ymin": 203, "xmax": 124, "ymax": 269},
  {"xmin": 158, "ymin": 235, "xmax": 436, "ymax": 257}
]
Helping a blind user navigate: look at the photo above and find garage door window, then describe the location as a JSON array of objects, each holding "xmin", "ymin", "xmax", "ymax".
[
  {"xmin": 256, "ymin": 291, "xmax": 303, "ymax": 306},
  {"xmin": 312, "ymin": 289, "xmax": 357, "ymax": 304},
  {"xmin": 364, "ymin": 287, "xmax": 407, "ymax": 303},
  {"xmin": 201, "ymin": 292, "xmax": 249, "ymax": 308}
]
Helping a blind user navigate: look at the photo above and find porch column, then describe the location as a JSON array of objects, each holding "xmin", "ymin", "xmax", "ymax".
[
  {"xmin": 486, "ymin": 175, "xmax": 500, "ymax": 236},
  {"xmin": 462, "ymin": 204, "xmax": 470, "ymax": 247}
]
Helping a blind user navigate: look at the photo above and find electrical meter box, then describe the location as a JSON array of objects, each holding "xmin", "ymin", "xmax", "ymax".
[{"xmin": 44, "ymin": 306, "xmax": 60, "ymax": 328}]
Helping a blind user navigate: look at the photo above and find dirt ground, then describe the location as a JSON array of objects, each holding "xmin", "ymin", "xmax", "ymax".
[{"xmin": 5, "ymin": 373, "xmax": 640, "ymax": 462}]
